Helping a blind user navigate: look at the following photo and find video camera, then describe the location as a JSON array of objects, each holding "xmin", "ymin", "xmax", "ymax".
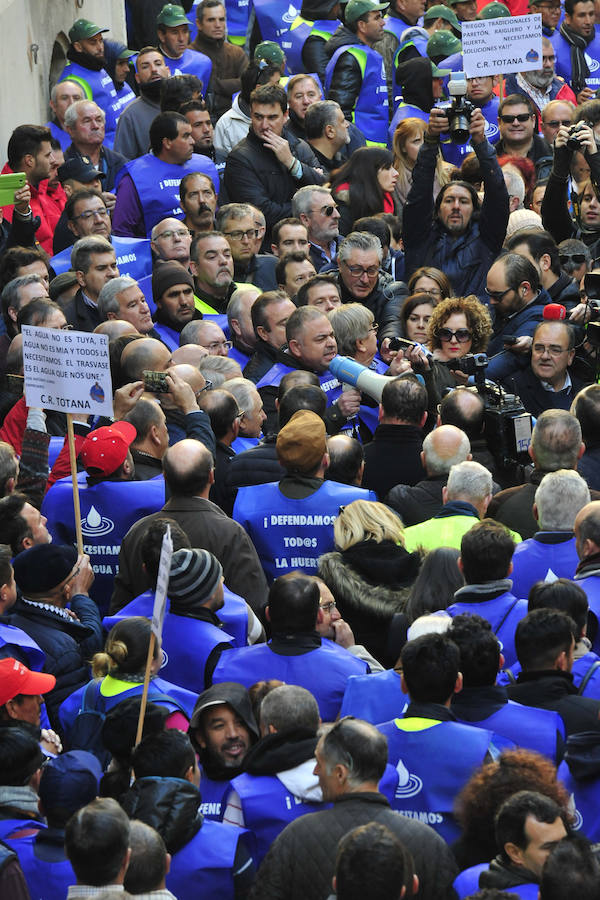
[{"xmin": 445, "ymin": 72, "xmax": 476, "ymax": 145}]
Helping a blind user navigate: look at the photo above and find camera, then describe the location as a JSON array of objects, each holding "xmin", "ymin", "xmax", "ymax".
[
  {"xmin": 582, "ymin": 272, "xmax": 600, "ymax": 347},
  {"xmin": 446, "ymin": 72, "xmax": 476, "ymax": 145},
  {"xmin": 567, "ymin": 120, "xmax": 591, "ymax": 152},
  {"xmin": 445, "ymin": 352, "xmax": 488, "ymax": 378}
]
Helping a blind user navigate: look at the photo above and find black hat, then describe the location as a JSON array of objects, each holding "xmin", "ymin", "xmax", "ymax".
[
  {"xmin": 151, "ymin": 260, "xmax": 194, "ymax": 301},
  {"xmin": 13, "ymin": 544, "xmax": 78, "ymax": 594},
  {"xmin": 189, "ymin": 682, "xmax": 258, "ymax": 737},
  {"xmin": 57, "ymin": 156, "xmax": 105, "ymax": 184}
]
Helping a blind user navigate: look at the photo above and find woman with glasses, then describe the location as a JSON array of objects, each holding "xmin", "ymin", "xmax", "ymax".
[
  {"xmin": 407, "ymin": 266, "xmax": 452, "ymax": 304},
  {"xmin": 318, "ymin": 500, "xmax": 420, "ymax": 668},
  {"xmin": 329, "ymin": 147, "xmax": 399, "ymax": 238}
]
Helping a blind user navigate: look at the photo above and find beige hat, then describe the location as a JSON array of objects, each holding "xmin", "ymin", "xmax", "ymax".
[{"xmin": 276, "ymin": 410, "xmax": 326, "ymax": 475}]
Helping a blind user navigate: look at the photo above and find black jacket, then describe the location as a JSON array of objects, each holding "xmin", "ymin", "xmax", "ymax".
[
  {"xmin": 64, "ymin": 142, "xmax": 126, "ymax": 193},
  {"xmin": 385, "ymin": 474, "xmax": 447, "ymax": 526},
  {"xmin": 243, "ymin": 340, "xmax": 280, "ymax": 385},
  {"xmin": 507, "ymin": 669, "xmax": 600, "ymax": 738},
  {"xmin": 329, "ymin": 268, "xmax": 407, "ymax": 343},
  {"xmin": 547, "ymin": 271, "xmax": 580, "ymax": 310},
  {"xmin": 234, "ymin": 254, "xmax": 278, "ymax": 293},
  {"xmin": 362, "ymin": 423, "xmax": 426, "ymax": 499},
  {"xmin": 223, "ymin": 129, "xmax": 324, "ymax": 241},
  {"xmin": 63, "ymin": 289, "xmax": 101, "ymax": 333},
  {"xmin": 541, "ymin": 141, "xmax": 600, "ymax": 260},
  {"xmin": 226, "ymin": 435, "xmax": 285, "ymax": 491},
  {"xmin": 495, "ymin": 133, "xmax": 552, "ymax": 180},
  {"xmin": 501, "ymin": 366, "xmax": 589, "ymax": 418}
]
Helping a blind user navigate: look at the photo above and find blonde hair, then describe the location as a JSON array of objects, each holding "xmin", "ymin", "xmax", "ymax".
[
  {"xmin": 392, "ymin": 117, "xmax": 449, "ymax": 204},
  {"xmin": 334, "ymin": 500, "xmax": 405, "ymax": 550},
  {"xmin": 92, "ymin": 617, "xmax": 156, "ymax": 679}
]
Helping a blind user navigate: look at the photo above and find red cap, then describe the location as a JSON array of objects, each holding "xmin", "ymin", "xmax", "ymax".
[
  {"xmin": 0, "ymin": 658, "xmax": 56, "ymax": 706},
  {"xmin": 80, "ymin": 421, "xmax": 137, "ymax": 476}
]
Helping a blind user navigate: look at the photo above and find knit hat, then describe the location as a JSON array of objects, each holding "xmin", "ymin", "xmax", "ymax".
[
  {"xmin": 505, "ymin": 208, "xmax": 543, "ymax": 237},
  {"xmin": 276, "ymin": 409, "xmax": 326, "ymax": 475},
  {"xmin": 80, "ymin": 421, "xmax": 137, "ymax": 476},
  {"xmin": 13, "ymin": 544, "xmax": 78, "ymax": 594},
  {"xmin": 0, "ymin": 658, "xmax": 56, "ymax": 706},
  {"xmin": 39, "ymin": 751, "xmax": 102, "ymax": 816},
  {"xmin": 152, "ymin": 260, "xmax": 195, "ymax": 303},
  {"xmin": 424, "ymin": 5, "xmax": 462, "ymax": 30},
  {"xmin": 254, "ymin": 41, "xmax": 286, "ymax": 66},
  {"xmin": 69, "ymin": 19, "xmax": 109, "ymax": 43},
  {"xmin": 169, "ymin": 548, "xmax": 223, "ymax": 603}
]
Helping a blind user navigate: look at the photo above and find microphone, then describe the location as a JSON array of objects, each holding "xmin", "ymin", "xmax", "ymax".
[{"xmin": 543, "ymin": 303, "xmax": 567, "ymax": 320}]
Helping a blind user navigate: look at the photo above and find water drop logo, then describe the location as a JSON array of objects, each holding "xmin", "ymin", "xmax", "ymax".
[
  {"xmin": 81, "ymin": 505, "xmax": 115, "ymax": 537},
  {"xmin": 525, "ymin": 48, "xmax": 539, "ymax": 63},
  {"xmin": 90, "ymin": 382, "xmax": 105, "ymax": 404},
  {"xmin": 283, "ymin": 3, "xmax": 299, "ymax": 23},
  {"xmin": 586, "ymin": 52, "xmax": 600, "ymax": 72},
  {"xmin": 394, "ymin": 758, "xmax": 423, "ymax": 798}
]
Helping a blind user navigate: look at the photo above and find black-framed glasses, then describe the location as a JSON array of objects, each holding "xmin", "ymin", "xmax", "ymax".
[
  {"xmin": 320, "ymin": 600, "xmax": 337, "ymax": 614},
  {"xmin": 72, "ymin": 207, "xmax": 110, "ymax": 221},
  {"xmin": 195, "ymin": 379, "xmax": 212, "ymax": 398},
  {"xmin": 223, "ymin": 228, "xmax": 259, "ymax": 241},
  {"xmin": 342, "ymin": 260, "xmax": 379, "ymax": 278},
  {"xmin": 500, "ymin": 113, "xmax": 532, "ymax": 124},
  {"xmin": 436, "ymin": 327, "xmax": 472, "ymax": 343},
  {"xmin": 485, "ymin": 286, "xmax": 512, "ymax": 302},
  {"xmin": 544, "ymin": 119, "xmax": 572, "ymax": 128}
]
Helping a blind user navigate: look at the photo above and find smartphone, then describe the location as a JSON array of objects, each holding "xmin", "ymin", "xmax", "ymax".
[
  {"xmin": 0, "ymin": 172, "xmax": 26, "ymax": 207},
  {"xmin": 503, "ymin": 335, "xmax": 518, "ymax": 346},
  {"xmin": 143, "ymin": 370, "xmax": 169, "ymax": 393},
  {"xmin": 388, "ymin": 337, "xmax": 417, "ymax": 351}
]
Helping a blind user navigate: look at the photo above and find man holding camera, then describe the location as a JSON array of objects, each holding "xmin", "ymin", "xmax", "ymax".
[{"xmin": 403, "ymin": 105, "xmax": 509, "ymax": 298}]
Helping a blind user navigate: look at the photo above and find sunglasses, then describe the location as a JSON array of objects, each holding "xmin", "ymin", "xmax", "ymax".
[
  {"xmin": 544, "ymin": 119, "xmax": 573, "ymax": 128},
  {"xmin": 500, "ymin": 113, "xmax": 532, "ymax": 123},
  {"xmin": 436, "ymin": 327, "xmax": 472, "ymax": 342},
  {"xmin": 559, "ymin": 253, "xmax": 587, "ymax": 264}
]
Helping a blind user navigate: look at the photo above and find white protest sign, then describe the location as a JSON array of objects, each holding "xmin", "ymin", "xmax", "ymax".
[
  {"xmin": 461, "ymin": 14, "xmax": 542, "ymax": 78},
  {"xmin": 151, "ymin": 525, "xmax": 173, "ymax": 641},
  {"xmin": 22, "ymin": 325, "xmax": 113, "ymax": 418}
]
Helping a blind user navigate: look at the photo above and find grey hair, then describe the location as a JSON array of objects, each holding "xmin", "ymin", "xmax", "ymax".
[
  {"xmin": 97, "ymin": 276, "xmax": 137, "ymax": 320},
  {"xmin": 259, "ymin": 685, "xmax": 320, "ymax": 733},
  {"xmin": 64, "ymin": 99, "xmax": 105, "ymax": 130},
  {"xmin": 51, "ymin": 81, "xmax": 85, "ymax": 104},
  {"xmin": 223, "ymin": 377, "xmax": 259, "ymax": 416},
  {"xmin": 292, "ymin": 185, "xmax": 332, "ymax": 218},
  {"xmin": 215, "ymin": 203, "xmax": 255, "ymax": 231},
  {"xmin": 1, "ymin": 275, "xmax": 46, "ymax": 312},
  {"xmin": 535, "ymin": 469, "xmax": 590, "ymax": 531},
  {"xmin": 71, "ymin": 236, "xmax": 114, "ymax": 273},
  {"xmin": 198, "ymin": 355, "xmax": 242, "ymax": 386},
  {"xmin": 304, "ymin": 100, "xmax": 343, "ymax": 140},
  {"xmin": 422, "ymin": 428, "xmax": 471, "ymax": 476},
  {"xmin": 503, "ymin": 168, "xmax": 525, "ymax": 208},
  {"xmin": 446, "ymin": 460, "xmax": 492, "ymax": 503},
  {"xmin": 328, "ymin": 303, "xmax": 373, "ymax": 356},
  {"xmin": 226, "ymin": 287, "xmax": 258, "ymax": 329},
  {"xmin": 338, "ymin": 231, "xmax": 383, "ymax": 264},
  {"xmin": 531, "ymin": 409, "xmax": 582, "ymax": 471}
]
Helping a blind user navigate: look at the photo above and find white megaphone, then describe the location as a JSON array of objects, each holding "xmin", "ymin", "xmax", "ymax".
[{"xmin": 328, "ymin": 356, "xmax": 390, "ymax": 403}]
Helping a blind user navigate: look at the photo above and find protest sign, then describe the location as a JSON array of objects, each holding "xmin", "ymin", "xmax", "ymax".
[{"xmin": 461, "ymin": 14, "xmax": 542, "ymax": 78}]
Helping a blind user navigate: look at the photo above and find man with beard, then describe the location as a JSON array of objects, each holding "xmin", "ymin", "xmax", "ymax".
[
  {"xmin": 505, "ymin": 38, "xmax": 577, "ymax": 116},
  {"xmin": 304, "ymin": 101, "xmax": 351, "ymax": 178},
  {"xmin": 180, "ymin": 172, "xmax": 217, "ymax": 235},
  {"xmin": 58, "ymin": 19, "xmax": 121, "ymax": 148},
  {"xmin": 114, "ymin": 48, "xmax": 171, "ymax": 160},
  {"xmin": 188, "ymin": 682, "xmax": 259, "ymax": 821},
  {"xmin": 552, "ymin": 0, "xmax": 600, "ymax": 101},
  {"xmin": 152, "ymin": 260, "xmax": 200, "ymax": 349}
]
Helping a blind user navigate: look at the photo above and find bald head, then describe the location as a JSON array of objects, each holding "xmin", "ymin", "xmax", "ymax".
[
  {"xmin": 168, "ymin": 363, "xmax": 205, "ymax": 394},
  {"xmin": 120, "ymin": 339, "xmax": 171, "ymax": 383},
  {"xmin": 171, "ymin": 344, "xmax": 209, "ymax": 366},
  {"xmin": 575, "ymin": 500, "xmax": 600, "ymax": 561},
  {"xmin": 162, "ymin": 438, "xmax": 214, "ymax": 497},
  {"xmin": 422, "ymin": 425, "xmax": 471, "ymax": 476},
  {"xmin": 94, "ymin": 320, "xmax": 140, "ymax": 339},
  {"xmin": 180, "ymin": 319, "xmax": 229, "ymax": 355}
]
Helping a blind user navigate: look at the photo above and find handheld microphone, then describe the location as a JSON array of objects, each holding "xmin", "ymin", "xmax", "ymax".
[{"xmin": 543, "ymin": 303, "xmax": 567, "ymax": 321}]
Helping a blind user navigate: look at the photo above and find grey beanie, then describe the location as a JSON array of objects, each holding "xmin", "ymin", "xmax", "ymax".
[{"xmin": 168, "ymin": 548, "xmax": 223, "ymax": 603}]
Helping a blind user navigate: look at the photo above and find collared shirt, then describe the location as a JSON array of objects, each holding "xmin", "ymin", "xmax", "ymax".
[
  {"xmin": 67, "ymin": 886, "xmax": 125, "ymax": 898},
  {"xmin": 82, "ymin": 291, "xmax": 98, "ymax": 310},
  {"xmin": 125, "ymin": 892, "xmax": 177, "ymax": 900},
  {"xmin": 515, "ymin": 72, "xmax": 553, "ymax": 110},
  {"xmin": 540, "ymin": 370, "xmax": 572, "ymax": 393}
]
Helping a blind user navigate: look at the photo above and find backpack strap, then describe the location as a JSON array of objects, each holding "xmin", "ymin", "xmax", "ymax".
[
  {"xmin": 79, "ymin": 679, "xmax": 103, "ymax": 712},
  {"xmin": 146, "ymin": 691, "xmax": 187, "ymax": 716},
  {"xmin": 578, "ymin": 660, "xmax": 600, "ymax": 696},
  {"xmin": 502, "ymin": 668, "xmax": 516, "ymax": 685}
]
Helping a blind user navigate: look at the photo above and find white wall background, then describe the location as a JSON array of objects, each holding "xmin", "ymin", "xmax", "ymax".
[{"xmin": 0, "ymin": 0, "xmax": 125, "ymax": 156}]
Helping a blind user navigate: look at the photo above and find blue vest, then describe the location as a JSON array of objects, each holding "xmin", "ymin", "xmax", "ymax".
[
  {"xmin": 325, "ymin": 44, "xmax": 388, "ymax": 146},
  {"xmin": 388, "ymin": 101, "xmax": 428, "ymax": 147},
  {"xmin": 115, "ymin": 153, "xmax": 219, "ymax": 237},
  {"xmin": 340, "ymin": 669, "xmax": 406, "ymax": 723},
  {"xmin": 232, "ymin": 479, "xmax": 376, "ymax": 582},
  {"xmin": 58, "ymin": 63, "xmax": 119, "ymax": 147},
  {"xmin": 511, "ymin": 535, "xmax": 579, "ymax": 601},
  {"xmin": 224, "ymin": 0, "xmax": 252, "ymax": 44},
  {"xmin": 340, "ymin": 356, "xmax": 387, "ymax": 438},
  {"xmin": 51, "ymin": 235, "xmax": 152, "ymax": 284},
  {"xmin": 253, "ymin": 0, "xmax": 299, "ymax": 43},
  {"xmin": 152, "ymin": 320, "xmax": 181, "ymax": 351},
  {"xmin": 446, "ymin": 592, "xmax": 528, "ymax": 669},
  {"xmin": 557, "ymin": 759, "xmax": 600, "ymax": 841},
  {"xmin": 112, "ymin": 83, "xmax": 136, "ymax": 119},
  {"xmin": 58, "ymin": 675, "xmax": 198, "ymax": 740},
  {"xmin": 231, "ymin": 434, "xmax": 260, "ymax": 453},
  {"xmin": 199, "ymin": 771, "xmax": 233, "ymax": 821},
  {"xmin": 166, "ymin": 816, "xmax": 245, "ymax": 900},
  {"xmin": 229, "ymin": 344, "xmax": 250, "ymax": 369},
  {"xmin": 256, "ymin": 360, "xmax": 343, "ymax": 409},
  {"xmin": 41, "ymin": 472, "xmax": 165, "ymax": 616},
  {"xmin": 455, "ymin": 700, "xmax": 563, "ymax": 763},
  {"xmin": 212, "ymin": 638, "xmax": 368, "ymax": 721},
  {"xmin": 551, "ymin": 29, "xmax": 600, "ymax": 91},
  {"xmin": 378, "ymin": 717, "xmax": 497, "ymax": 843},
  {"xmin": 0, "ymin": 622, "xmax": 45, "ymax": 670},
  {"xmin": 440, "ymin": 96, "xmax": 501, "ymax": 167},
  {"xmin": 576, "ymin": 574, "xmax": 600, "ymax": 654},
  {"xmin": 499, "ymin": 650, "xmax": 600, "ymax": 697},
  {"xmin": 282, "ymin": 17, "xmax": 339, "ymax": 74},
  {"xmin": 162, "ymin": 47, "xmax": 213, "ymax": 92},
  {"xmin": 229, "ymin": 771, "xmax": 326, "ymax": 864},
  {"xmin": 454, "ymin": 864, "xmax": 539, "ymax": 900},
  {"xmin": 1, "ymin": 824, "xmax": 74, "ymax": 900},
  {"xmin": 383, "ymin": 15, "xmax": 407, "ymax": 43},
  {"xmin": 47, "ymin": 120, "xmax": 71, "ymax": 152},
  {"xmin": 159, "ymin": 612, "xmax": 235, "ymax": 693}
]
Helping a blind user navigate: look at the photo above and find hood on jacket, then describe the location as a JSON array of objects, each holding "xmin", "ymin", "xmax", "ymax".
[
  {"xmin": 188, "ymin": 681, "xmax": 259, "ymax": 779},
  {"xmin": 396, "ymin": 57, "xmax": 434, "ymax": 110},
  {"xmin": 67, "ymin": 45, "xmax": 107, "ymax": 72},
  {"xmin": 120, "ymin": 776, "xmax": 202, "ymax": 854},
  {"xmin": 318, "ymin": 549, "xmax": 414, "ymax": 619},
  {"xmin": 243, "ymin": 726, "xmax": 318, "ymax": 775},
  {"xmin": 301, "ymin": 0, "xmax": 340, "ymax": 18}
]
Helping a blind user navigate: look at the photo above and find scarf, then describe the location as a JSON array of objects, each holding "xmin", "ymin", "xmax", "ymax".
[{"xmin": 559, "ymin": 21, "xmax": 594, "ymax": 94}]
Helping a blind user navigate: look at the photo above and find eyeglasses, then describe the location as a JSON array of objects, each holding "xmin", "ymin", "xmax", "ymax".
[
  {"xmin": 223, "ymin": 228, "xmax": 259, "ymax": 241},
  {"xmin": 485, "ymin": 286, "xmax": 512, "ymax": 301},
  {"xmin": 560, "ymin": 253, "xmax": 587, "ymax": 264},
  {"xmin": 195, "ymin": 379, "xmax": 212, "ymax": 398},
  {"xmin": 72, "ymin": 207, "xmax": 110, "ymax": 221},
  {"xmin": 436, "ymin": 327, "xmax": 472, "ymax": 343},
  {"xmin": 155, "ymin": 228, "xmax": 190, "ymax": 239},
  {"xmin": 532, "ymin": 343, "xmax": 570, "ymax": 356},
  {"xmin": 204, "ymin": 340, "xmax": 233, "ymax": 352},
  {"xmin": 499, "ymin": 113, "xmax": 532, "ymax": 123},
  {"xmin": 312, "ymin": 204, "xmax": 338, "ymax": 217},
  {"xmin": 544, "ymin": 119, "xmax": 572, "ymax": 128},
  {"xmin": 60, "ymin": 323, "xmax": 74, "ymax": 330},
  {"xmin": 320, "ymin": 600, "xmax": 337, "ymax": 614},
  {"xmin": 366, "ymin": 322, "xmax": 379, "ymax": 334},
  {"xmin": 342, "ymin": 261, "xmax": 379, "ymax": 278}
]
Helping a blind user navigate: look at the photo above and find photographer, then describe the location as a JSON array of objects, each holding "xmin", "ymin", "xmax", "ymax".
[{"xmin": 403, "ymin": 105, "xmax": 509, "ymax": 298}]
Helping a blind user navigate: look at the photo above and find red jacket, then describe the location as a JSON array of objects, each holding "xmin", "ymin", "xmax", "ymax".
[{"xmin": 1, "ymin": 163, "xmax": 63, "ymax": 255}]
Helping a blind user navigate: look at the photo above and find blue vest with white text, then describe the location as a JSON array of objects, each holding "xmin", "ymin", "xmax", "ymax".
[
  {"xmin": 111, "ymin": 83, "xmax": 136, "ymax": 119},
  {"xmin": 115, "ymin": 153, "xmax": 219, "ymax": 237},
  {"xmin": 446, "ymin": 592, "xmax": 527, "ymax": 669},
  {"xmin": 340, "ymin": 668, "xmax": 406, "ymax": 723},
  {"xmin": 228, "ymin": 771, "xmax": 326, "ymax": 863},
  {"xmin": 51, "ymin": 235, "xmax": 152, "ymax": 284},
  {"xmin": 252, "ymin": 0, "xmax": 299, "ymax": 43},
  {"xmin": 454, "ymin": 700, "xmax": 563, "ymax": 763},
  {"xmin": 58, "ymin": 63, "xmax": 119, "ymax": 147},
  {"xmin": 256, "ymin": 361, "xmax": 342, "ymax": 408},
  {"xmin": 212, "ymin": 638, "xmax": 368, "ymax": 721},
  {"xmin": 282, "ymin": 17, "xmax": 339, "ymax": 74},
  {"xmin": 164, "ymin": 808, "xmax": 245, "ymax": 900},
  {"xmin": 232, "ymin": 479, "xmax": 376, "ymax": 582},
  {"xmin": 325, "ymin": 44, "xmax": 388, "ymax": 146},
  {"xmin": 551, "ymin": 29, "xmax": 600, "ymax": 92},
  {"xmin": 557, "ymin": 759, "xmax": 600, "ymax": 841},
  {"xmin": 41, "ymin": 473, "xmax": 165, "ymax": 616},
  {"xmin": 199, "ymin": 771, "xmax": 233, "ymax": 821},
  {"xmin": 378, "ymin": 717, "xmax": 497, "ymax": 843},
  {"xmin": 224, "ymin": 0, "xmax": 252, "ymax": 44},
  {"xmin": 162, "ymin": 47, "xmax": 213, "ymax": 92},
  {"xmin": 511, "ymin": 536, "xmax": 579, "ymax": 601}
]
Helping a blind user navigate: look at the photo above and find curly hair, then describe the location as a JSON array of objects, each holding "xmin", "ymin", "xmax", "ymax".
[
  {"xmin": 427, "ymin": 295, "xmax": 492, "ymax": 352},
  {"xmin": 454, "ymin": 749, "xmax": 572, "ymax": 866}
]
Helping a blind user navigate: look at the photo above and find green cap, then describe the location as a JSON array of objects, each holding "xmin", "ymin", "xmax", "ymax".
[
  {"xmin": 117, "ymin": 47, "xmax": 137, "ymax": 60},
  {"xmin": 254, "ymin": 41, "xmax": 286, "ymax": 65},
  {"xmin": 156, "ymin": 3, "xmax": 190, "ymax": 27},
  {"xmin": 424, "ymin": 4, "xmax": 462, "ymax": 31},
  {"xmin": 68, "ymin": 19, "xmax": 109, "ymax": 43},
  {"xmin": 477, "ymin": 0, "xmax": 510, "ymax": 15},
  {"xmin": 428, "ymin": 32, "xmax": 462, "ymax": 62},
  {"xmin": 430, "ymin": 58, "xmax": 453, "ymax": 77},
  {"xmin": 345, "ymin": 0, "xmax": 389, "ymax": 25}
]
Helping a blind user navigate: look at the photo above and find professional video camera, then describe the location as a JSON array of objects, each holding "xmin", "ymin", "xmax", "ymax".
[
  {"xmin": 445, "ymin": 72, "xmax": 476, "ymax": 145},
  {"xmin": 446, "ymin": 353, "xmax": 533, "ymax": 468}
]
